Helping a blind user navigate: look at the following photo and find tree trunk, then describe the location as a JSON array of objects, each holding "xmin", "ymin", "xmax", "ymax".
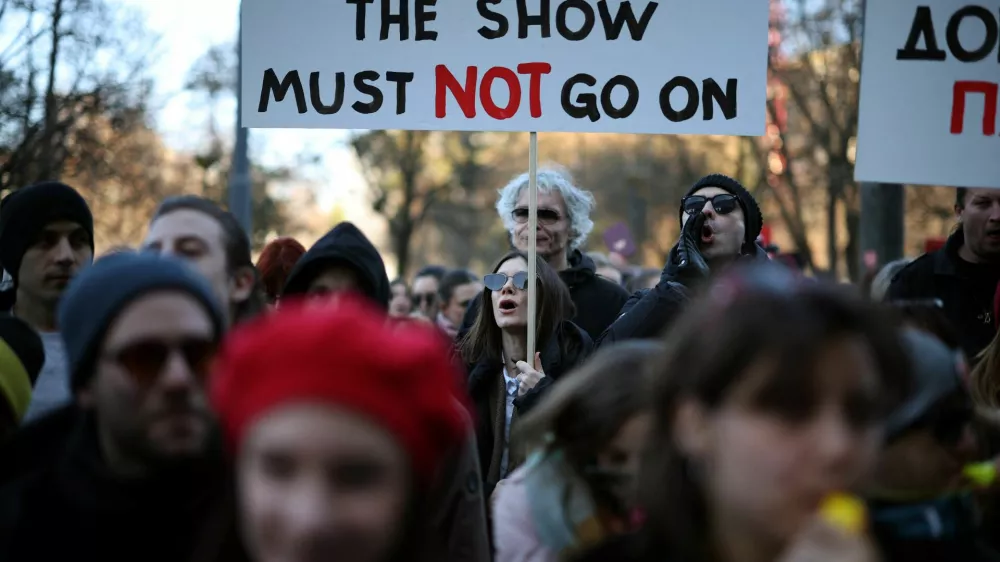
[{"xmin": 39, "ymin": 0, "xmax": 64, "ymax": 179}]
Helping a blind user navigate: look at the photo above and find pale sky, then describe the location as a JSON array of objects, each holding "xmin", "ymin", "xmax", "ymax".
[{"xmin": 119, "ymin": 0, "xmax": 368, "ymax": 214}]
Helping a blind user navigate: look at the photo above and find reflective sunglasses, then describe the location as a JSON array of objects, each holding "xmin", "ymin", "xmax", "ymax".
[
  {"xmin": 484, "ymin": 271, "xmax": 529, "ymax": 292},
  {"xmin": 511, "ymin": 207, "xmax": 561, "ymax": 225},
  {"xmin": 103, "ymin": 337, "xmax": 218, "ymax": 386},
  {"xmin": 681, "ymin": 193, "xmax": 739, "ymax": 216},
  {"xmin": 412, "ymin": 292, "xmax": 437, "ymax": 306}
]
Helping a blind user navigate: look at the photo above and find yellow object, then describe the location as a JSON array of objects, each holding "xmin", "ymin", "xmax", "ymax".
[
  {"xmin": 819, "ymin": 493, "xmax": 867, "ymax": 535},
  {"xmin": 963, "ymin": 462, "xmax": 998, "ymax": 488},
  {"xmin": 0, "ymin": 339, "xmax": 31, "ymax": 422}
]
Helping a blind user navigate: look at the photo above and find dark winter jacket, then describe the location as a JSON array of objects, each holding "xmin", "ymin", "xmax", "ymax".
[
  {"xmin": 887, "ymin": 229, "xmax": 1000, "ymax": 360},
  {"xmin": 458, "ymin": 250, "xmax": 629, "ymax": 342},
  {"xmin": 870, "ymin": 495, "xmax": 1000, "ymax": 562},
  {"xmin": 0, "ymin": 409, "xmax": 225, "ymax": 562},
  {"xmin": 466, "ymin": 320, "xmax": 592, "ymax": 499},
  {"xmin": 597, "ymin": 242, "xmax": 771, "ymax": 345},
  {"xmin": 282, "ymin": 222, "xmax": 391, "ymax": 308}
]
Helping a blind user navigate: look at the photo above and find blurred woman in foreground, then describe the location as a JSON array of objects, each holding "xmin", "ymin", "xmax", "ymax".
[
  {"xmin": 205, "ymin": 295, "xmax": 469, "ymax": 562},
  {"xmin": 577, "ymin": 265, "xmax": 911, "ymax": 562},
  {"xmin": 492, "ymin": 341, "xmax": 661, "ymax": 562}
]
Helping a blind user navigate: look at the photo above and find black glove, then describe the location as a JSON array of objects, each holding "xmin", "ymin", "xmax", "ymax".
[{"xmin": 675, "ymin": 212, "xmax": 710, "ymax": 281}]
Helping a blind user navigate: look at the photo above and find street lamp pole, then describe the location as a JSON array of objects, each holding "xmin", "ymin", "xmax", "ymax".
[{"xmin": 228, "ymin": 0, "xmax": 253, "ymax": 238}]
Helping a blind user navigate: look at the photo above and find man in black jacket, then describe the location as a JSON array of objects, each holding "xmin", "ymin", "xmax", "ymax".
[
  {"xmin": 0, "ymin": 252, "xmax": 228, "ymax": 562},
  {"xmin": 459, "ymin": 168, "xmax": 630, "ymax": 342},
  {"xmin": 598, "ymin": 174, "xmax": 768, "ymax": 345},
  {"xmin": 887, "ymin": 187, "xmax": 1000, "ymax": 360}
]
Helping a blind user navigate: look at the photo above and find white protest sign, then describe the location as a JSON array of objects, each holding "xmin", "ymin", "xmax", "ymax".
[
  {"xmin": 855, "ymin": 1, "xmax": 999, "ymax": 188},
  {"xmin": 241, "ymin": 0, "xmax": 769, "ymax": 136}
]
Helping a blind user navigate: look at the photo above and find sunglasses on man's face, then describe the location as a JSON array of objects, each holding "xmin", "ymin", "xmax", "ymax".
[
  {"xmin": 484, "ymin": 271, "xmax": 529, "ymax": 292},
  {"xmin": 681, "ymin": 193, "xmax": 739, "ymax": 216},
  {"xmin": 104, "ymin": 337, "xmax": 218, "ymax": 386},
  {"xmin": 412, "ymin": 293, "xmax": 437, "ymax": 306},
  {"xmin": 511, "ymin": 208, "xmax": 561, "ymax": 226}
]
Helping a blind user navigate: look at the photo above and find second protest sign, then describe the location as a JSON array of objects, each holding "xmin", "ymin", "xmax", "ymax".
[{"xmin": 242, "ymin": 0, "xmax": 769, "ymax": 136}]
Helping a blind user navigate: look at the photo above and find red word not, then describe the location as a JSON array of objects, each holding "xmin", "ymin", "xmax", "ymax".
[
  {"xmin": 951, "ymin": 80, "xmax": 998, "ymax": 136},
  {"xmin": 435, "ymin": 63, "xmax": 552, "ymax": 120}
]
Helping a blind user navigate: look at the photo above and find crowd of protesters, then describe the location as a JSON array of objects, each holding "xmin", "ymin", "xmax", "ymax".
[{"xmin": 0, "ymin": 170, "xmax": 999, "ymax": 562}]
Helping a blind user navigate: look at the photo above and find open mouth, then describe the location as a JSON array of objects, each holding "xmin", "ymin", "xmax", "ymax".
[
  {"xmin": 499, "ymin": 299, "xmax": 518, "ymax": 313},
  {"xmin": 700, "ymin": 223, "xmax": 715, "ymax": 244}
]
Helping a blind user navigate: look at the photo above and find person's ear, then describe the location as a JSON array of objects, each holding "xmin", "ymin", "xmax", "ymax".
[
  {"xmin": 229, "ymin": 265, "xmax": 256, "ymax": 303},
  {"xmin": 673, "ymin": 399, "xmax": 713, "ymax": 461},
  {"xmin": 955, "ymin": 204, "xmax": 964, "ymax": 221}
]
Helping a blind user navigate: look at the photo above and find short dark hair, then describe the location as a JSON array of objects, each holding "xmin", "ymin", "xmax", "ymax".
[
  {"xmin": 956, "ymin": 187, "xmax": 967, "ymax": 209},
  {"xmin": 153, "ymin": 196, "xmax": 252, "ymax": 273},
  {"xmin": 438, "ymin": 269, "xmax": 478, "ymax": 303},
  {"xmin": 151, "ymin": 196, "xmax": 266, "ymax": 323},
  {"xmin": 414, "ymin": 265, "xmax": 446, "ymax": 283}
]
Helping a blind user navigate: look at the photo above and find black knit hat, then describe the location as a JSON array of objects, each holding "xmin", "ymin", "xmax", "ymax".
[
  {"xmin": 57, "ymin": 252, "xmax": 226, "ymax": 392},
  {"xmin": 680, "ymin": 174, "xmax": 763, "ymax": 249},
  {"xmin": 0, "ymin": 182, "xmax": 94, "ymax": 282}
]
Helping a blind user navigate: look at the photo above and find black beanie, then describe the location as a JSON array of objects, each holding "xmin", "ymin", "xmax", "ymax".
[
  {"xmin": 0, "ymin": 182, "xmax": 94, "ymax": 282},
  {"xmin": 680, "ymin": 174, "xmax": 763, "ymax": 249},
  {"xmin": 57, "ymin": 252, "xmax": 226, "ymax": 392}
]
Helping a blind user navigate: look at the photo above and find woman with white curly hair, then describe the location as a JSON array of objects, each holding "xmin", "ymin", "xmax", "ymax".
[{"xmin": 459, "ymin": 167, "xmax": 629, "ymax": 343}]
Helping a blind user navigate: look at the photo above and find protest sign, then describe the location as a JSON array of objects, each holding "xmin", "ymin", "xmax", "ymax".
[
  {"xmin": 241, "ymin": 0, "xmax": 769, "ymax": 136},
  {"xmin": 855, "ymin": 0, "xmax": 999, "ymax": 188}
]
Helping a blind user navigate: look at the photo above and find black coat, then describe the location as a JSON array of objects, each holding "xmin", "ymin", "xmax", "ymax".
[
  {"xmin": 597, "ymin": 242, "xmax": 771, "ymax": 346},
  {"xmin": 458, "ymin": 250, "xmax": 630, "ymax": 343},
  {"xmin": 887, "ymin": 229, "xmax": 1000, "ymax": 360},
  {"xmin": 466, "ymin": 320, "xmax": 592, "ymax": 498},
  {"xmin": 0, "ymin": 409, "xmax": 225, "ymax": 562}
]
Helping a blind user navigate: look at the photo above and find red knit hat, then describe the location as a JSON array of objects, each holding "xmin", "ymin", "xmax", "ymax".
[{"xmin": 210, "ymin": 294, "xmax": 469, "ymax": 483}]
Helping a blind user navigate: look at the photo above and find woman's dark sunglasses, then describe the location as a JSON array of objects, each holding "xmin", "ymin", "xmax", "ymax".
[
  {"xmin": 681, "ymin": 193, "xmax": 739, "ymax": 216},
  {"xmin": 511, "ymin": 207, "xmax": 561, "ymax": 226},
  {"xmin": 104, "ymin": 337, "xmax": 218, "ymax": 386},
  {"xmin": 484, "ymin": 271, "xmax": 529, "ymax": 292}
]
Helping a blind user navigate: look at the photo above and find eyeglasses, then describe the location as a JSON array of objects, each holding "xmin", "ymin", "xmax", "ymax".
[
  {"xmin": 511, "ymin": 208, "xmax": 561, "ymax": 226},
  {"xmin": 103, "ymin": 337, "xmax": 217, "ymax": 386},
  {"xmin": 484, "ymin": 271, "xmax": 529, "ymax": 292},
  {"xmin": 681, "ymin": 193, "xmax": 739, "ymax": 216},
  {"xmin": 412, "ymin": 293, "xmax": 437, "ymax": 306}
]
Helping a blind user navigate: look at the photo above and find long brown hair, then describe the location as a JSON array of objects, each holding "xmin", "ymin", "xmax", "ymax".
[
  {"xmin": 637, "ymin": 265, "xmax": 911, "ymax": 562},
  {"xmin": 516, "ymin": 340, "xmax": 661, "ymax": 460},
  {"xmin": 459, "ymin": 250, "xmax": 573, "ymax": 365}
]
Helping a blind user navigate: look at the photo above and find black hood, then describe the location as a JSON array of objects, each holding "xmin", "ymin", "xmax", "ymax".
[
  {"xmin": 561, "ymin": 249, "xmax": 596, "ymax": 287},
  {"xmin": 281, "ymin": 222, "xmax": 390, "ymax": 308}
]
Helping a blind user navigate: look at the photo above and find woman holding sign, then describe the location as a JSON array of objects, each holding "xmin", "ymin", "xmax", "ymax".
[{"xmin": 460, "ymin": 251, "xmax": 592, "ymax": 501}]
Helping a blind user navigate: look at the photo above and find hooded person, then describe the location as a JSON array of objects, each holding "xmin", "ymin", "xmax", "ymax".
[
  {"xmin": 281, "ymin": 222, "xmax": 391, "ymax": 309},
  {"xmin": 0, "ymin": 252, "xmax": 228, "ymax": 562},
  {"xmin": 597, "ymin": 174, "xmax": 770, "ymax": 346},
  {"xmin": 864, "ymin": 328, "xmax": 1000, "ymax": 562},
  {"xmin": 0, "ymin": 182, "xmax": 95, "ymax": 422},
  {"xmin": 0, "ymin": 316, "xmax": 44, "ymax": 439}
]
